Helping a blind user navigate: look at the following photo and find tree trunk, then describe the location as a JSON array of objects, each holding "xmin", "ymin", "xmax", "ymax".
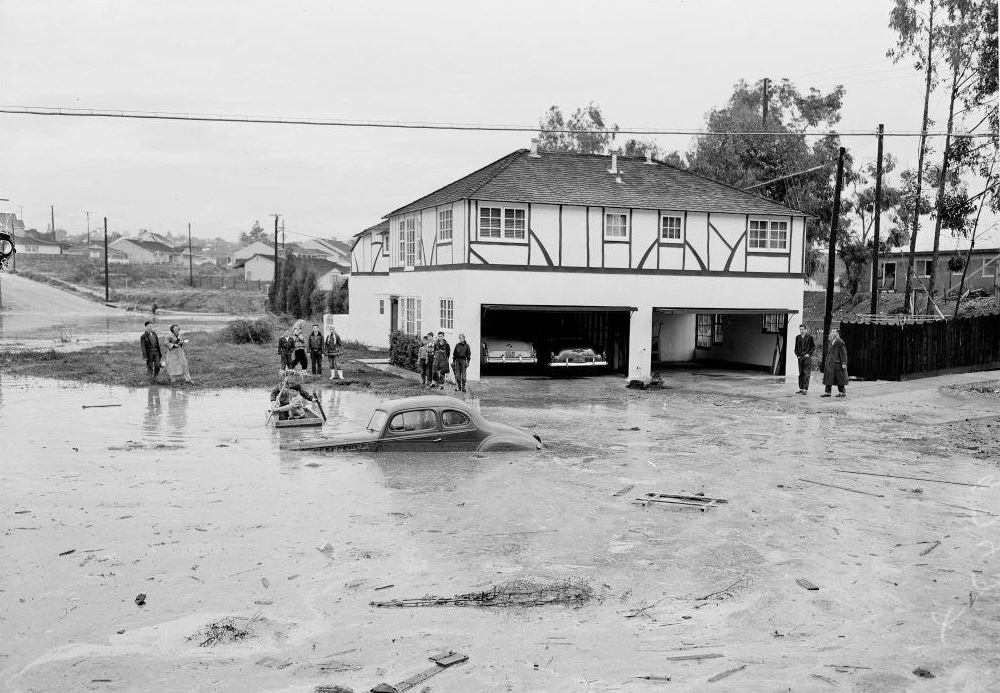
[
  {"xmin": 902, "ymin": 0, "xmax": 936, "ymax": 314},
  {"xmin": 924, "ymin": 62, "xmax": 960, "ymax": 315},
  {"xmin": 954, "ymin": 162, "xmax": 995, "ymax": 318}
]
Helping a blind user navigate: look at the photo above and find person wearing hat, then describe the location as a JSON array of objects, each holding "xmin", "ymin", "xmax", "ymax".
[
  {"xmin": 164, "ymin": 323, "xmax": 194, "ymax": 385},
  {"xmin": 451, "ymin": 333, "xmax": 471, "ymax": 392},
  {"xmin": 821, "ymin": 328, "xmax": 849, "ymax": 398}
]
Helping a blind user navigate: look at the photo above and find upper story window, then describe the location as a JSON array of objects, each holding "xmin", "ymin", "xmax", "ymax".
[
  {"xmin": 748, "ymin": 219, "xmax": 788, "ymax": 250},
  {"xmin": 480, "ymin": 206, "xmax": 525, "ymax": 241},
  {"xmin": 605, "ymin": 210, "xmax": 629, "ymax": 240},
  {"xmin": 438, "ymin": 209, "xmax": 453, "ymax": 242},
  {"xmin": 394, "ymin": 215, "xmax": 417, "ymax": 267},
  {"xmin": 380, "ymin": 231, "xmax": 389, "ymax": 256},
  {"xmin": 660, "ymin": 214, "xmax": 683, "ymax": 242}
]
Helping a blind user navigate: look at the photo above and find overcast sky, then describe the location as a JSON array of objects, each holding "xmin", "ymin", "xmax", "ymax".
[{"xmin": 0, "ymin": 0, "xmax": 995, "ymax": 251}]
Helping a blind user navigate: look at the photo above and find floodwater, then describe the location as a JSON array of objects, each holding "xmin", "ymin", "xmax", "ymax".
[{"xmin": 2, "ymin": 375, "xmax": 999, "ymax": 692}]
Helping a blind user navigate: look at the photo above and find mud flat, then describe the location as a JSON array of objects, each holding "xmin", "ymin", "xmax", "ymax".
[{"xmin": 2, "ymin": 371, "xmax": 999, "ymax": 692}]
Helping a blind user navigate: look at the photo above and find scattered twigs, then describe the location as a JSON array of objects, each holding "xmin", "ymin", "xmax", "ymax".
[
  {"xmin": 919, "ymin": 540, "xmax": 941, "ymax": 556},
  {"xmin": 635, "ymin": 675, "xmax": 672, "ymax": 682},
  {"xmin": 613, "ymin": 484, "xmax": 635, "ymax": 497},
  {"xmin": 930, "ymin": 500, "xmax": 997, "ymax": 516},
  {"xmin": 371, "ymin": 579, "xmax": 595, "ymax": 609},
  {"xmin": 707, "ymin": 664, "xmax": 746, "ymax": 683},
  {"xmin": 697, "ymin": 573, "xmax": 753, "ymax": 601},
  {"xmin": 664, "ymin": 653, "xmax": 723, "ymax": 661},
  {"xmin": 834, "ymin": 469, "xmax": 988, "ymax": 488},
  {"xmin": 82, "ymin": 404, "xmax": 122, "ymax": 409},
  {"xmin": 623, "ymin": 597, "xmax": 670, "ymax": 619},
  {"xmin": 189, "ymin": 612, "xmax": 264, "ymax": 647},
  {"xmin": 799, "ymin": 478, "xmax": 885, "ymax": 498}
]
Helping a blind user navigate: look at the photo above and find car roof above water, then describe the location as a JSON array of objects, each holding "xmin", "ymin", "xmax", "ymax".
[{"xmin": 376, "ymin": 395, "xmax": 478, "ymax": 414}]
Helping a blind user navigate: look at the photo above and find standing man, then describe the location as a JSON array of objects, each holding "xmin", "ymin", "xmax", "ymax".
[
  {"xmin": 140, "ymin": 321, "xmax": 162, "ymax": 382},
  {"xmin": 451, "ymin": 333, "xmax": 471, "ymax": 392},
  {"xmin": 277, "ymin": 329, "xmax": 295, "ymax": 371},
  {"xmin": 308, "ymin": 324, "xmax": 324, "ymax": 376},
  {"xmin": 793, "ymin": 324, "xmax": 815, "ymax": 395},
  {"xmin": 432, "ymin": 331, "xmax": 451, "ymax": 390},
  {"xmin": 821, "ymin": 328, "xmax": 849, "ymax": 398}
]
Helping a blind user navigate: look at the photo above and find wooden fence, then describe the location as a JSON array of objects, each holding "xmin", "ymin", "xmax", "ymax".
[{"xmin": 840, "ymin": 312, "xmax": 1000, "ymax": 380}]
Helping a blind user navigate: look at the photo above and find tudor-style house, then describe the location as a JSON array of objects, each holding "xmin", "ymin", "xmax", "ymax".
[{"xmin": 345, "ymin": 143, "xmax": 811, "ymax": 382}]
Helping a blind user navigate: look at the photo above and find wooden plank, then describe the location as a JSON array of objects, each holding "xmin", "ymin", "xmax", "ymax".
[
  {"xmin": 919, "ymin": 540, "xmax": 941, "ymax": 556},
  {"xmin": 708, "ymin": 664, "xmax": 747, "ymax": 683},
  {"xmin": 645, "ymin": 492, "xmax": 728, "ymax": 504},
  {"xmin": 799, "ymin": 478, "xmax": 885, "ymax": 498},
  {"xmin": 665, "ymin": 653, "xmax": 723, "ymax": 661},
  {"xmin": 796, "ymin": 578, "xmax": 819, "ymax": 591}
]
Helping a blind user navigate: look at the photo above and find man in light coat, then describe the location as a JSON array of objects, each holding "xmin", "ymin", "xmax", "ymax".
[{"xmin": 821, "ymin": 328, "xmax": 848, "ymax": 398}]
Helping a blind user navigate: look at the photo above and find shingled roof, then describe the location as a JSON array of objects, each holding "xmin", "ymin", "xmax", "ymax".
[{"xmin": 387, "ymin": 149, "xmax": 809, "ymax": 218}]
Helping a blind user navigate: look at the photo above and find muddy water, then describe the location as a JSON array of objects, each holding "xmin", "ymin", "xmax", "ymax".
[
  {"xmin": 0, "ymin": 313, "xmax": 239, "ymax": 352},
  {"xmin": 2, "ymin": 377, "xmax": 999, "ymax": 692}
]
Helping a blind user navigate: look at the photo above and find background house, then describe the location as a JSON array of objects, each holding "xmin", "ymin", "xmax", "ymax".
[
  {"xmin": 109, "ymin": 237, "xmax": 176, "ymax": 263},
  {"xmin": 16, "ymin": 230, "xmax": 67, "ymax": 255},
  {"xmin": 341, "ymin": 146, "xmax": 810, "ymax": 382}
]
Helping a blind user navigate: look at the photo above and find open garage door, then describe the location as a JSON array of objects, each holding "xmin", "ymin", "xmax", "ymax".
[
  {"xmin": 481, "ymin": 304, "xmax": 635, "ymax": 374},
  {"xmin": 653, "ymin": 307, "xmax": 798, "ymax": 375}
]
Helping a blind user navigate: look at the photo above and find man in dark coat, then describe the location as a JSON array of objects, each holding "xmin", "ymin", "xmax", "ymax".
[
  {"xmin": 451, "ymin": 333, "xmax": 472, "ymax": 392},
  {"xmin": 793, "ymin": 324, "xmax": 816, "ymax": 394},
  {"xmin": 140, "ymin": 321, "xmax": 162, "ymax": 382},
  {"xmin": 431, "ymin": 331, "xmax": 451, "ymax": 390},
  {"xmin": 821, "ymin": 328, "xmax": 848, "ymax": 397},
  {"xmin": 277, "ymin": 330, "xmax": 295, "ymax": 370}
]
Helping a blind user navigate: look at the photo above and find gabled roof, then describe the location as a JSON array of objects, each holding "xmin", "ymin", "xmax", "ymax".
[
  {"xmin": 0, "ymin": 212, "xmax": 26, "ymax": 233},
  {"xmin": 114, "ymin": 237, "xmax": 176, "ymax": 254},
  {"xmin": 351, "ymin": 220, "xmax": 390, "ymax": 250},
  {"xmin": 234, "ymin": 253, "xmax": 347, "ymax": 276},
  {"xmin": 19, "ymin": 230, "xmax": 65, "ymax": 246},
  {"xmin": 387, "ymin": 149, "xmax": 810, "ymax": 218}
]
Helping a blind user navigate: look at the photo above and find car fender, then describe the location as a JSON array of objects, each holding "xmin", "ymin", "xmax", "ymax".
[{"xmin": 478, "ymin": 434, "xmax": 542, "ymax": 452}]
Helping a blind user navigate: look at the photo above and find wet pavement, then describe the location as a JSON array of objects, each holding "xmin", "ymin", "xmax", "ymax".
[{"xmin": 2, "ymin": 373, "xmax": 1000, "ymax": 692}]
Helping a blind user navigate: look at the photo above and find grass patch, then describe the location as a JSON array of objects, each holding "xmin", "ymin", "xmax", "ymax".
[{"xmin": 0, "ymin": 328, "xmax": 420, "ymax": 395}]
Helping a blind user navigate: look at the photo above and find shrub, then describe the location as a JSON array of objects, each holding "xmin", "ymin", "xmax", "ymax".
[
  {"xmin": 388, "ymin": 330, "xmax": 422, "ymax": 371},
  {"xmin": 224, "ymin": 317, "xmax": 274, "ymax": 344}
]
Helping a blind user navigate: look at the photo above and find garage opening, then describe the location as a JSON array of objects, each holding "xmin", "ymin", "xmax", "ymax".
[
  {"xmin": 480, "ymin": 304, "xmax": 634, "ymax": 375},
  {"xmin": 653, "ymin": 308, "xmax": 796, "ymax": 375}
]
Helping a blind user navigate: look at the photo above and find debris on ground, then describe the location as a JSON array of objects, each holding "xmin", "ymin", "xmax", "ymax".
[
  {"xmin": 913, "ymin": 667, "xmax": 935, "ymax": 678},
  {"xmin": 707, "ymin": 664, "xmax": 746, "ymax": 683},
  {"xmin": 134, "ymin": 593, "xmax": 146, "ymax": 606},
  {"xmin": 834, "ymin": 469, "xmax": 987, "ymax": 488},
  {"xmin": 919, "ymin": 540, "xmax": 941, "ymax": 556},
  {"xmin": 314, "ymin": 686, "xmax": 355, "ymax": 693},
  {"xmin": 612, "ymin": 484, "xmax": 635, "ymax": 497},
  {"xmin": 796, "ymin": 578, "xmax": 820, "ymax": 591},
  {"xmin": 360, "ymin": 650, "xmax": 469, "ymax": 693},
  {"xmin": 637, "ymin": 492, "xmax": 726, "ymax": 510},
  {"xmin": 188, "ymin": 614, "xmax": 263, "ymax": 647},
  {"xmin": 371, "ymin": 579, "xmax": 596, "ymax": 608},
  {"xmin": 635, "ymin": 674, "xmax": 672, "ymax": 681},
  {"xmin": 799, "ymin": 478, "xmax": 884, "ymax": 498},
  {"xmin": 697, "ymin": 573, "xmax": 753, "ymax": 601},
  {"xmin": 58, "ymin": 549, "xmax": 76, "ymax": 556},
  {"xmin": 664, "ymin": 653, "xmax": 723, "ymax": 661}
]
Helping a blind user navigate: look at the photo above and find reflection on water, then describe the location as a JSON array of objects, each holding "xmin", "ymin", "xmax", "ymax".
[{"xmin": 0, "ymin": 313, "xmax": 240, "ymax": 352}]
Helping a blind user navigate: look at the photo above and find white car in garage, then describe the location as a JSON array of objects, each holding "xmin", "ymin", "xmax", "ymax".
[{"xmin": 481, "ymin": 336, "xmax": 537, "ymax": 365}]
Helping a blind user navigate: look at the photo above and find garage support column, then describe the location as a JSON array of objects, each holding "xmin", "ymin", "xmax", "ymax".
[
  {"xmin": 627, "ymin": 306, "xmax": 654, "ymax": 382},
  {"xmin": 785, "ymin": 312, "xmax": 802, "ymax": 381}
]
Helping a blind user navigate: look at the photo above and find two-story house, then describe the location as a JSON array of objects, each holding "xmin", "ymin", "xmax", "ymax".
[{"xmin": 346, "ymin": 144, "xmax": 811, "ymax": 382}]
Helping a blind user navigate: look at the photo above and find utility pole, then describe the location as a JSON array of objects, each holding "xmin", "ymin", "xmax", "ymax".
[
  {"xmin": 270, "ymin": 213, "xmax": 280, "ymax": 304},
  {"xmin": 869, "ymin": 125, "xmax": 885, "ymax": 315},
  {"xmin": 762, "ymin": 78, "xmax": 769, "ymax": 126},
  {"xmin": 51, "ymin": 205, "xmax": 56, "ymax": 240},
  {"xmin": 822, "ymin": 147, "xmax": 847, "ymax": 371},
  {"xmin": 84, "ymin": 211, "xmax": 92, "ymax": 246},
  {"xmin": 188, "ymin": 222, "xmax": 194, "ymax": 288},
  {"xmin": 281, "ymin": 219, "xmax": 286, "ymax": 249},
  {"xmin": 103, "ymin": 217, "xmax": 110, "ymax": 302}
]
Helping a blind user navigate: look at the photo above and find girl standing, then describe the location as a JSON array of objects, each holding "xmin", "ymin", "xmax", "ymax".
[
  {"xmin": 291, "ymin": 320, "xmax": 308, "ymax": 370},
  {"xmin": 325, "ymin": 325, "xmax": 344, "ymax": 380},
  {"xmin": 164, "ymin": 324, "xmax": 193, "ymax": 384}
]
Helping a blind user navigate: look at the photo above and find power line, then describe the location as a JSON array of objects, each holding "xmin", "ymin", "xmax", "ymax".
[{"xmin": 0, "ymin": 105, "xmax": 993, "ymax": 138}]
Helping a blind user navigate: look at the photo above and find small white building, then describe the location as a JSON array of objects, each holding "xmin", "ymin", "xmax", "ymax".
[
  {"xmin": 236, "ymin": 253, "xmax": 347, "ymax": 289},
  {"xmin": 109, "ymin": 237, "xmax": 175, "ymax": 264},
  {"xmin": 17, "ymin": 230, "xmax": 65, "ymax": 255},
  {"xmin": 346, "ymin": 146, "xmax": 811, "ymax": 382}
]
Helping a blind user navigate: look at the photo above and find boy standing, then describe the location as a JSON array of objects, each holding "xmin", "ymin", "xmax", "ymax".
[
  {"xmin": 417, "ymin": 335, "xmax": 431, "ymax": 387},
  {"xmin": 140, "ymin": 321, "xmax": 162, "ymax": 382},
  {"xmin": 277, "ymin": 330, "xmax": 295, "ymax": 370},
  {"xmin": 451, "ymin": 333, "xmax": 471, "ymax": 392}
]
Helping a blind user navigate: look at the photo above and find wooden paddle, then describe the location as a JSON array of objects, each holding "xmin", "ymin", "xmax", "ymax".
[{"xmin": 314, "ymin": 393, "xmax": 327, "ymax": 422}]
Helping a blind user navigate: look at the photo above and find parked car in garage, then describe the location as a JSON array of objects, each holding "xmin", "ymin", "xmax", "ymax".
[
  {"xmin": 481, "ymin": 336, "xmax": 537, "ymax": 365},
  {"xmin": 541, "ymin": 336, "xmax": 608, "ymax": 370},
  {"xmin": 286, "ymin": 396, "xmax": 542, "ymax": 453}
]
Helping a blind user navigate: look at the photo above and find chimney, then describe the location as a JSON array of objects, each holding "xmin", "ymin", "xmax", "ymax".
[
  {"xmin": 529, "ymin": 138, "xmax": 541, "ymax": 158},
  {"xmin": 608, "ymin": 151, "xmax": 618, "ymax": 174},
  {"xmin": 645, "ymin": 149, "xmax": 655, "ymax": 165}
]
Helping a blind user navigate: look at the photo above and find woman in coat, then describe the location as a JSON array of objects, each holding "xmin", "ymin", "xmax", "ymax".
[
  {"xmin": 290, "ymin": 320, "xmax": 308, "ymax": 370},
  {"xmin": 325, "ymin": 326, "xmax": 343, "ymax": 380},
  {"xmin": 164, "ymin": 324, "xmax": 193, "ymax": 384},
  {"xmin": 821, "ymin": 328, "xmax": 848, "ymax": 397},
  {"xmin": 307, "ymin": 324, "xmax": 325, "ymax": 375}
]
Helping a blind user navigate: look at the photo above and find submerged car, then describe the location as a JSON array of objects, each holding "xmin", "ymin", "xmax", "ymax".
[
  {"xmin": 543, "ymin": 337, "xmax": 608, "ymax": 369},
  {"xmin": 287, "ymin": 395, "xmax": 542, "ymax": 453},
  {"xmin": 481, "ymin": 336, "xmax": 537, "ymax": 365}
]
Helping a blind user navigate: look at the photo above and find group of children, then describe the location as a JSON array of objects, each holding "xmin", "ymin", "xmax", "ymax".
[
  {"xmin": 417, "ymin": 331, "xmax": 472, "ymax": 392},
  {"xmin": 277, "ymin": 320, "xmax": 344, "ymax": 380}
]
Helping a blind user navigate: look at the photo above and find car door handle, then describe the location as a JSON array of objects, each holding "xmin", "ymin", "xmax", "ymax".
[{"xmin": 432, "ymin": 438, "xmax": 442, "ymax": 443}]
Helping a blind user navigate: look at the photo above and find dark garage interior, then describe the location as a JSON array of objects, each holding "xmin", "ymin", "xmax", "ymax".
[{"xmin": 480, "ymin": 305, "xmax": 633, "ymax": 375}]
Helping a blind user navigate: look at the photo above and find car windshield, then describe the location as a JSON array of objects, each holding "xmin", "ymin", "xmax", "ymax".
[{"xmin": 366, "ymin": 409, "xmax": 388, "ymax": 433}]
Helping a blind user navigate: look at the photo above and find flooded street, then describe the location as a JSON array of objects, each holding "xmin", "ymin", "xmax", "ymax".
[{"xmin": 2, "ymin": 374, "xmax": 1000, "ymax": 692}]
